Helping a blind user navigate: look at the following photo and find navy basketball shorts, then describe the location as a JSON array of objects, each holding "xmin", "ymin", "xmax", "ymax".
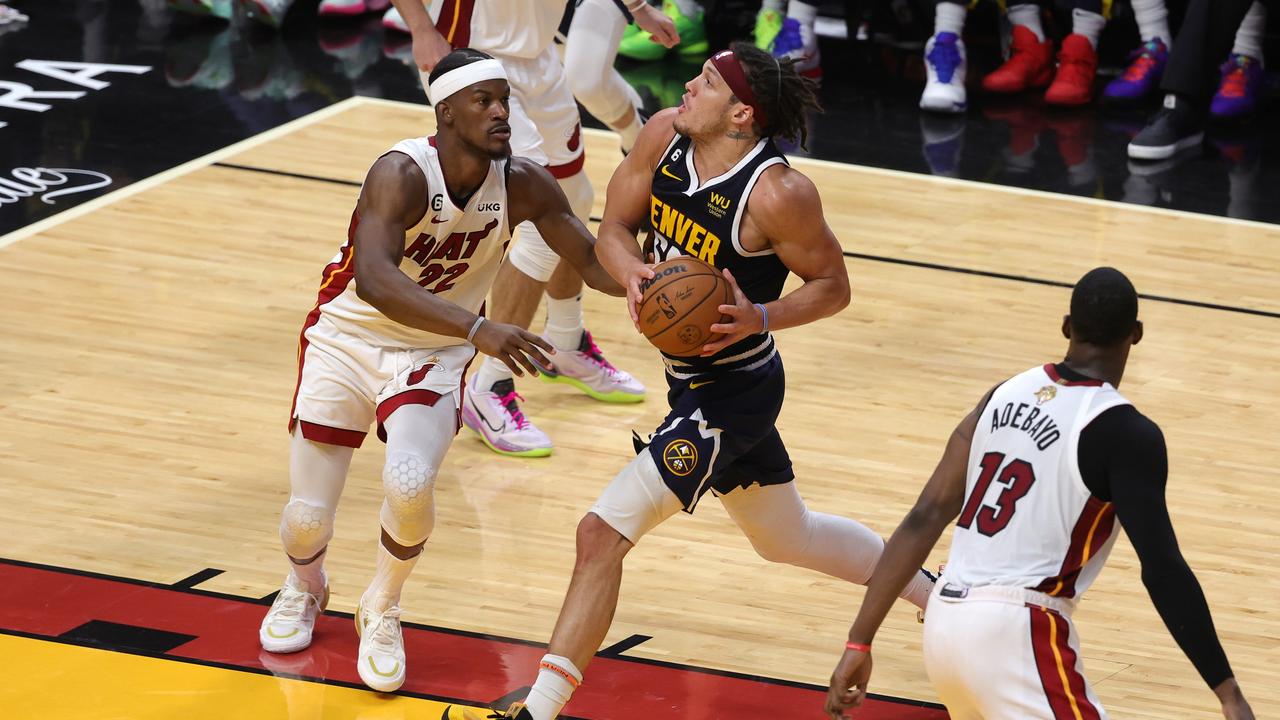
[{"xmin": 642, "ymin": 354, "xmax": 794, "ymax": 512}]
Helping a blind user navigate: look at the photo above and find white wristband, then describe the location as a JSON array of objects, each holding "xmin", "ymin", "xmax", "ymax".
[
  {"xmin": 466, "ymin": 316, "xmax": 485, "ymax": 343},
  {"xmin": 625, "ymin": 0, "xmax": 647, "ymax": 12}
]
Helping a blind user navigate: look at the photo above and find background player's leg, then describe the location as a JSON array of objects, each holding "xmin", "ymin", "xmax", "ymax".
[
  {"xmin": 520, "ymin": 453, "xmax": 683, "ymax": 720},
  {"xmin": 260, "ymin": 431, "xmax": 353, "ymax": 653},
  {"xmin": 355, "ymin": 398, "xmax": 456, "ymax": 691},
  {"xmin": 720, "ymin": 481, "xmax": 934, "ymax": 609},
  {"xmin": 564, "ymin": 0, "xmax": 646, "ymax": 153}
]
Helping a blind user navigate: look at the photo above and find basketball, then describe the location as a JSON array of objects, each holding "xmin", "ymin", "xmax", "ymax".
[{"xmin": 636, "ymin": 256, "xmax": 731, "ymax": 357}]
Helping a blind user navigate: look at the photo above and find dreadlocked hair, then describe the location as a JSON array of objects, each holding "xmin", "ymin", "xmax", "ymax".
[{"xmin": 729, "ymin": 41, "xmax": 822, "ymax": 148}]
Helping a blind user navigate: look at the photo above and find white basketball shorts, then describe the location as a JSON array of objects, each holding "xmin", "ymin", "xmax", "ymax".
[
  {"xmin": 922, "ymin": 583, "xmax": 1109, "ymax": 720},
  {"xmin": 288, "ymin": 313, "xmax": 475, "ymax": 448}
]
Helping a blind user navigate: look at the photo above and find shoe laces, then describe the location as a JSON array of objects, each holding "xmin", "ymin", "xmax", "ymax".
[
  {"xmin": 579, "ymin": 331, "xmax": 621, "ymax": 376},
  {"xmin": 364, "ymin": 605, "xmax": 403, "ymax": 655},
  {"xmin": 271, "ymin": 585, "xmax": 314, "ymax": 623},
  {"xmin": 927, "ymin": 34, "xmax": 961, "ymax": 83},
  {"xmin": 773, "ymin": 17, "xmax": 803, "ymax": 56},
  {"xmin": 497, "ymin": 389, "xmax": 530, "ymax": 430},
  {"xmin": 1121, "ymin": 40, "xmax": 1164, "ymax": 82},
  {"xmin": 488, "ymin": 703, "xmax": 527, "ymax": 719},
  {"xmin": 1218, "ymin": 55, "xmax": 1255, "ymax": 98}
]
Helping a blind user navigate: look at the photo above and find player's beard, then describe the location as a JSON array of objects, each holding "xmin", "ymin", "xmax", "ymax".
[{"xmin": 464, "ymin": 134, "xmax": 511, "ymax": 161}]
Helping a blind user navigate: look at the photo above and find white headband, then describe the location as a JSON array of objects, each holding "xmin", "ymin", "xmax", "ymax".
[{"xmin": 428, "ymin": 58, "xmax": 507, "ymax": 105}]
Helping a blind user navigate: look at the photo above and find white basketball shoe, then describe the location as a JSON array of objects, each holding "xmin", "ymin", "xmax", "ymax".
[
  {"xmin": 920, "ymin": 32, "xmax": 967, "ymax": 114},
  {"xmin": 461, "ymin": 377, "xmax": 553, "ymax": 457},
  {"xmin": 534, "ymin": 330, "xmax": 645, "ymax": 404},
  {"xmin": 259, "ymin": 574, "xmax": 329, "ymax": 653},
  {"xmin": 355, "ymin": 596, "xmax": 406, "ymax": 692}
]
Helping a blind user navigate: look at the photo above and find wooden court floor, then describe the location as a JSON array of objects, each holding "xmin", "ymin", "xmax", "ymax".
[{"xmin": 0, "ymin": 96, "xmax": 1276, "ymax": 718}]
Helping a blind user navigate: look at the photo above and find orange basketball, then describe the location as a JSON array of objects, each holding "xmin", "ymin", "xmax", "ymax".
[{"xmin": 636, "ymin": 256, "xmax": 731, "ymax": 357}]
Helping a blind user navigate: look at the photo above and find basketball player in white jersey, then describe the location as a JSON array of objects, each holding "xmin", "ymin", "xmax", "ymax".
[
  {"xmin": 257, "ymin": 50, "xmax": 623, "ymax": 693},
  {"xmin": 389, "ymin": 0, "xmax": 674, "ymax": 459},
  {"xmin": 824, "ymin": 268, "xmax": 1255, "ymax": 720}
]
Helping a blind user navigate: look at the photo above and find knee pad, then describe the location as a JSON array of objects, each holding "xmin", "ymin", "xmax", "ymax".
[
  {"xmin": 589, "ymin": 453, "xmax": 683, "ymax": 545},
  {"xmin": 380, "ymin": 451, "xmax": 437, "ymax": 546},
  {"xmin": 280, "ymin": 499, "xmax": 335, "ymax": 559},
  {"xmin": 508, "ymin": 221, "xmax": 561, "ymax": 282},
  {"xmin": 558, "ymin": 170, "xmax": 595, "ymax": 222}
]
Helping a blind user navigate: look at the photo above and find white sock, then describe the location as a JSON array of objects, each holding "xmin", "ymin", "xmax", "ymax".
[
  {"xmin": 934, "ymin": 1, "xmax": 967, "ymax": 36},
  {"xmin": 288, "ymin": 551, "xmax": 327, "ymax": 594},
  {"xmin": 524, "ymin": 654, "xmax": 582, "ymax": 720},
  {"xmin": 762, "ymin": 0, "xmax": 784, "ymax": 11},
  {"xmin": 1129, "ymin": 0, "xmax": 1170, "ymax": 44},
  {"xmin": 363, "ymin": 540, "xmax": 421, "ymax": 614},
  {"xmin": 1007, "ymin": 3, "xmax": 1045, "ymax": 41},
  {"xmin": 787, "ymin": 0, "xmax": 817, "ymax": 25},
  {"xmin": 671, "ymin": 0, "xmax": 701, "ymax": 19},
  {"xmin": 473, "ymin": 355, "xmax": 514, "ymax": 393},
  {"xmin": 1071, "ymin": 8, "xmax": 1105, "ymax": 49},
  {"xmin": 616, "ymin": 109, "xmax": 643, "ymax": 154},
  {"xmin": 544, "ymin": 293, "xmax": 585, "ymax": 351},
  {"xmin": 1232, "ymin": 1, "xmax": 1267, "ymax": 65}
]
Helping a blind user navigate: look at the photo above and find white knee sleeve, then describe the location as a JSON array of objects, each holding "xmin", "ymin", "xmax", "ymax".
[
  {"xmin": 589, "ymin": 452, "xmax": 684, "ymax": 544},
  {"xmin": 379, "ymin": 450, "xmax": 438, "ymax": 546},
  {"xmin": 565, "ymin": 0, "xmax": 642, "ymax": 126},
  {"xmin": 721, "ymin": 482, "xmax": 885, "ymax": 584},
  {"xmin": 507, "ymin": 172, "xmax": 595, "ymax": 282},
  {"xmin": 280, "ymin": 499, "xmax": 335, "ymax": 559}
]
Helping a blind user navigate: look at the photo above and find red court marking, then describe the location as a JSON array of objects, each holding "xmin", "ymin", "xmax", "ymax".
[{"xmin": 0, "ymin": 559, "xmax": 947, "ymax": 719}]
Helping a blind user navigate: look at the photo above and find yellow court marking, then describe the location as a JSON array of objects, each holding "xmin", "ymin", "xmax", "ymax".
[{"xmin": 0, "ymin": 634, "xmax": 478, "ymax": 719}]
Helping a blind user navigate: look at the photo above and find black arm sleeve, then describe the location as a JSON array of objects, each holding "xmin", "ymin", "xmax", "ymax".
[{"xmin": 1077, "ymin": 406, "xmax": 1233, "ymax": 688}]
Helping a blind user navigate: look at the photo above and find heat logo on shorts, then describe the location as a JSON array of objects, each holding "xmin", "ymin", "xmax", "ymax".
[{"xmin": 662, "ymin": 439, "xmax": 698, "ymax": 477}]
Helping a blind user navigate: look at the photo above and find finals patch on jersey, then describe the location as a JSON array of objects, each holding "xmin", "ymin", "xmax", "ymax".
[{"xmin": 1035, "ymin": 385, "xmax": 1058, "ymax": 405}]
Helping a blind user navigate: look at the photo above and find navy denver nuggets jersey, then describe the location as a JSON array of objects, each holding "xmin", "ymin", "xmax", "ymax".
[{"xmin": 639, "ymin": 132, "xmax": 797, "ymax": 513}]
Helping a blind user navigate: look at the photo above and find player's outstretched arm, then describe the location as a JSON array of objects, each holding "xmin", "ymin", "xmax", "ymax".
[
  {"xmin": 703, "ymin": 167, "xmax": 849, "ymax": 355},
  {"xmin": 597, "ymin": 108, "xmax": 679, "ymax": 325},
  {"xmin": 352, "ymin": 153, "xmax": 552, "ymax": 376},
  {"xmin": 1101, "ymin": 414, "xmax": 1254, "ymax": 720},
  {"xmin": 505, "ymin": 158, "xmax": 624, "ymax": 298},
  {"xmin": 824, "ymin": 390, "xmax": 988, "ymax": 720}
]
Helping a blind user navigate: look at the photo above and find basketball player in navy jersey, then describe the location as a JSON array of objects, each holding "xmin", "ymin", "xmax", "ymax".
[
  {"xmin": 475, "ymin": 44, "xmax": 936, "ymax": 720},
  {"xmin": 824, "ymin": 268, "xmax": 1254, "ymax": 719}
]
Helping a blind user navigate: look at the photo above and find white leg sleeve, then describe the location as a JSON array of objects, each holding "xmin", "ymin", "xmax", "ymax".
[
  {"xmin": 589, "ymin": 452, "xmax": 684, "ymax": 545},
  {"xmin": 565, "ymin": 0, "xmax": 644, "ymax": 128},
  {"xmin": 720, "ymin": 482, "xmax": 884, "ymax": 584},
  {"xmin": 280, "ymin": 430, "xmax": 354, "ymax": 559},
  {"xmin": 377, "ymin": 398, "xmax": 457, "ymax": 546},
  {"xmin": 507, "ymin": 172, "xmax": 594, "ymax": 282}
]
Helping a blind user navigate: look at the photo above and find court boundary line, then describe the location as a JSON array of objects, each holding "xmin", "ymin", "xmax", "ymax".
[
  {"xmin": 0, "ymin": 555, "xmax": 945, "ymax": 711},
  {"xmin": 204, "ymin": 157, "xmax": 1280, "ymax": 320},
  {"xmin": 353, "ymin": 95, "xmax": 1280, "ymax": 234},
  {"xmin": 0, "ymin": 96, "xmax": 367, "ymax": 251}
]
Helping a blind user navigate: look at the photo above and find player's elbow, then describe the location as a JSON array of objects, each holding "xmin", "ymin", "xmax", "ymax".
[
  {"xmin": 825, "ymin": 274, "xmax": 851, "ymax": 315},
  {"xmin": 354, "ymin": 268, "xmax": 389, "ymax": 307}
]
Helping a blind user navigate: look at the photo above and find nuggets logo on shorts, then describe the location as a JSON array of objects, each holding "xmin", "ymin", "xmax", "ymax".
[
  {"xmin": 1035, "ymin": 385, "xmax": 1057, "ymax": 405},
  {"xmin": 662, "ymin": 439, "xmax": 699, "ymax": 477}
]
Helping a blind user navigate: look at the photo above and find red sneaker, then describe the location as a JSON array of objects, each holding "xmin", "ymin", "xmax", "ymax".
[
  {"xmin": 982, "ymin": 25, "xmax": 1054, "ymax": 94},
  {"xmin": 1045, "ymin": 34, "xmax": 1098, "ymax": 106}
]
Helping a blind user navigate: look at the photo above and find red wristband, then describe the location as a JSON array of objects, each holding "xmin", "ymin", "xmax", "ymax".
[{"xmin": 845, "ymin": 642, "xmax": 872, "ymax": 653}]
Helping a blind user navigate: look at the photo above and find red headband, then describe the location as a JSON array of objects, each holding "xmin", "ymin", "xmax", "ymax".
[{"xmin": 710, "ymin": 50, "xmax": 768, "ymax": 130}]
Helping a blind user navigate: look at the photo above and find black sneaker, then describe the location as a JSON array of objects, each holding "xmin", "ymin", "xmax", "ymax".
[{"xmin": 1128, "ymin": 94, "xmax": 1205, "ymax": 161}]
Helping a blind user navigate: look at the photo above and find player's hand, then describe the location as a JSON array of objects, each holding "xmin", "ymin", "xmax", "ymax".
[
  {"xmin": 470, "ymin": 320, "xmax": 553, "ymax": 377},
  {"xmin": 411, "ymin": 28, "xmax": 453, "ymax": 72},
  {"xmin": 825, "ymin": 648, "xmax": 872, "ymax": 719},
  {"xmin": 633, "ymin": 4, "xmax": 679, "ymax": 48},
  {"xmin": 625, "ymin": 260, "xmax": 657, "ymax": 331},
  {"xmin": 702, "ymin": 268, "xmax": 763, "ymax": 356}
]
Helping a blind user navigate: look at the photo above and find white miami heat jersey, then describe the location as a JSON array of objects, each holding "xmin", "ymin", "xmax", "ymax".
[
  {"xmin": 315, "ymin": 136, "xmax": 510, "ymax": 350},
  {"xmin": 430, "ymin": 0, "xmax": 564, "ymax": 59},
  {"xmin": 943, "ymin": 364, "xmax": 1132, "ymax": 601}
]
